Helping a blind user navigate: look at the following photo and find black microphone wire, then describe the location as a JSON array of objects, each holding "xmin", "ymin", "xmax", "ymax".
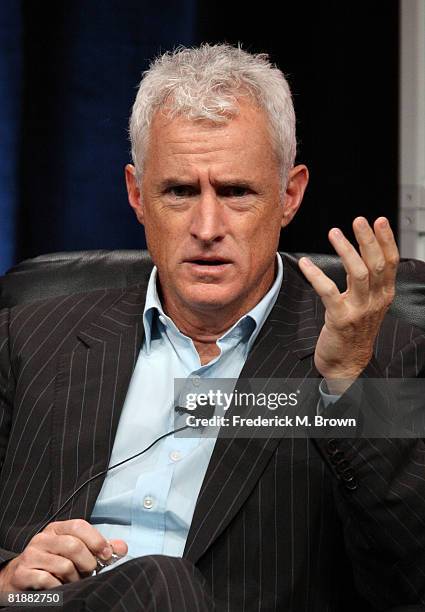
[{"xmin": 35, "ymin": 402, "xmax": 214, "ymax": 535}]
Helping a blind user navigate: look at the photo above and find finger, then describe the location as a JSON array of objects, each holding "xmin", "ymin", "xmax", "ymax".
[
  {"xmin": 21, "ymin": 569, "xmax": 62, "ymax": 590},
  {"xmin": 32, "ymin": 532, "xmax": 98, "ymax": 575},
  {"xmin": 108, "ymin": 539, "xmax": 128, "ymax": 557},
  {"xmin": 44, "ymin": 519, "xmax": 112, "ymax": 561},
  {"xmin": 30, "ymin": 549, "xmax": 81, "ymax": 583},
  {"xmin": 298, "ymin": 257, "xmax": 346, "ymax": 317},
  {"xmin": 328, "ymin": 227, "xmax": 369, "ymax": 304},
  {"xmin": 352, "ymin": 217, "xmax": 387, "ymax": 292},
  {"xmin": 373, "ymin": 217, "xmax": 399, "ymax": 292},
  {"xmin": 12, "ymin": 564, "xmax": 62, "ymax": 591}
]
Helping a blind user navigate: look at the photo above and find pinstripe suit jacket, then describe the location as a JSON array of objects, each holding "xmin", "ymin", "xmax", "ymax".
[{"xmin": 0, "ymin": 254, "xmax": 425, "ymax": 611}]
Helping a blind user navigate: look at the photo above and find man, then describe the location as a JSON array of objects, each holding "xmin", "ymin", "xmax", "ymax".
[{"xmin": 0, "ymin": 43, "xmax": 424, "ymax": 611}]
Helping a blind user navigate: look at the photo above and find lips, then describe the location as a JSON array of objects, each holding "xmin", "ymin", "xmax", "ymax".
[
  {"xmin": 183, "ymin": 257, "xmax": 232, "ymax": 276},
  {"xmin": 185, "ymin": 257, "xmax": 231, "ymax": 266}
]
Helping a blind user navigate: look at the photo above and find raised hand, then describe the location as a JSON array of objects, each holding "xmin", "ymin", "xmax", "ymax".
[{"xmin": 298, "ymin": 217, "xmax": 399, "ymax": 394}]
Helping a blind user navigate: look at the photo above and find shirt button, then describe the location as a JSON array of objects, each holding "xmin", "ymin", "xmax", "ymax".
[
  {"xmin": 170, "ymin": 450, "xmax": 182, "ymax": 462},
  {"xmin": 192, "ymin": 376, "xmax": 201, "ymax": 387},
  {"xmin": 143, "ymin": 496, "xmax": 154, "ymax": 509}
]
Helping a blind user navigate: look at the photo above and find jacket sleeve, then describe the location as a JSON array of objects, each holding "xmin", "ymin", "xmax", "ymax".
[
  {"xmin": 315, "ymin": 328, "xmax": 425, "ymax": 609},
  {"xmin": 0, "ymin": 308, "xmax": 19, "ymax": 566}
]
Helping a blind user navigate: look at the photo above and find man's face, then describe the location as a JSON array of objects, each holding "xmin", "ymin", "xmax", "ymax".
[{"xmin": 126, "ymin": 100, "xmax": 308, "ymax": 319}]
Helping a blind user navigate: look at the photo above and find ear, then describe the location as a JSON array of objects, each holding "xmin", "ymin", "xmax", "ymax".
[
  {"xmin": 125, "ymin": 164, "xmax": 144, "ymax": 225},
  {"xmin": 281, "ymin": 164, "xmax": 309, "ymax": 229}
]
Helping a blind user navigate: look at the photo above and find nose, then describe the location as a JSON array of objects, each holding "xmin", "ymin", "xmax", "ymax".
[{"xmin": 189, "ymin": 190, "xmax": 226, "ymax": 244}]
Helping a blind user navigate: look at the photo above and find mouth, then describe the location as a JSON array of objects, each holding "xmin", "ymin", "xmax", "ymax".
[
  {"xmin": 184, "ymin": 257, "xmax": 232, "ymax": 274},
  {"xmin": 188, "ymin": 259, "xmax": 230, "ymax": 265}
]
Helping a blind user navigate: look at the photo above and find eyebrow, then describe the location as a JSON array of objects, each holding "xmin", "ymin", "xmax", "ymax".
[
  {"xmin": 215, "ymin": 180, "xmax": 254, "ymax": 190},
  {"xmin": 159, "ymin": 178, "xmax": 199, "ymax": 190},
  {"xmin": 159, "ymin": 177, "xmax": 255, "ymax": 190}
]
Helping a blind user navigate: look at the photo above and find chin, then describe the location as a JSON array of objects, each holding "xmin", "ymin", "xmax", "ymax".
[{"xmin": 181, "ymin": 286, "xmax": 239, "ymax": 312}]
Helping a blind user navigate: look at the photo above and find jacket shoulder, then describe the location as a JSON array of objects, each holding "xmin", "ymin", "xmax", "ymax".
[{"xmin": 2, "ymin": 286, "xmax": 142, "ymax": 357}]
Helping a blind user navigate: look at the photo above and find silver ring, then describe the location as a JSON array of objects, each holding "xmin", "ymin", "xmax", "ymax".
[{"xmin": 92, "ymin": 552, "xmax": 121, "ymax": 576}]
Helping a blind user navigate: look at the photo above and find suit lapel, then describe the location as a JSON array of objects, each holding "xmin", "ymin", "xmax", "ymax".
[
  {"xmin": 51, "ymin": 284, "xmax": 147, "ymax": 520},
  {"xmin": 184, "ymin": 255, "xmax": 323, "ymax": 563},
  {"xmin": 51, "ymin": 254, "xmax": 323, "ymax": 557}
]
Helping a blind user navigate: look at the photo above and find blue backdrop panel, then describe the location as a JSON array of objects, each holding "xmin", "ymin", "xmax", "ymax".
[
  {"xmin": 0, "ymin": 0, "xmax": 195, "ymax": 273},
  {"xmin": 0, "ymin": 1, "xmax": 22, "ymax": 272}
]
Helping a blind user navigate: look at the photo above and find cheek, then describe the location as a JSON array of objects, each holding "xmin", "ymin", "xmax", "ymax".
[
  {"xmin": 141, "ymin": 219, "xmax": 165, "ymax": 263},
  {"xmin": 237, "ymin": 217, "xmax": 282, "ymax": 268},
  {"xmin": 241, "ymin": 214, "xmax": 282, "ymax": 247},
  {"xmin": 143, "ymin": 218, "xmax": 185, "ymax": 270}
]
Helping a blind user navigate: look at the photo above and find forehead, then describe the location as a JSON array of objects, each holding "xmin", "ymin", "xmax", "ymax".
[{"xmin": 143, "ymin": 100, "xmax": 279, "ymax": 176}]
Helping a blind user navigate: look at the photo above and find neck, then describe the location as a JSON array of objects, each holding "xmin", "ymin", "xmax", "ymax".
[
  {"xmin": 161, "ymin": 308, "xmax": 237, "ymax": 366},
  {"xmin": 159, "ymin": 267, "xmax": 277, "ymax": 364}
]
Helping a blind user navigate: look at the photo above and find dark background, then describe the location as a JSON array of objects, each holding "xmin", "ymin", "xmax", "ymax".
[{"xmin": 0, "ymin": 0, "xmax": 399, "ymax": 273}]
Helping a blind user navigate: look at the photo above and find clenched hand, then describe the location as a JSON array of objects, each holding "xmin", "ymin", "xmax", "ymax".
[{"xmin": 0, "ymin": 519, "xmax": 128, "ymax": 591}]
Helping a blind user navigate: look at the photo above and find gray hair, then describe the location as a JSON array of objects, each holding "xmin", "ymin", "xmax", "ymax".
[{"xmin": 129, "ymin": 43, "xmax": 296, "ymax": 187}]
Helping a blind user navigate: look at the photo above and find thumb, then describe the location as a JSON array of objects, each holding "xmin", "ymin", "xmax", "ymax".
[{"xmin": 108, "ymin": 539, "xmax": 128, "ymax": 557}]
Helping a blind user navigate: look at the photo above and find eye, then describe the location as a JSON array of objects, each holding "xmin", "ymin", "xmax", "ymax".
[
  {"xmin": 166, "ymin": 185, "xmax": 197, "ymax": 197},
  {"xmin": 218, "ymin": 185, "xmax": 253, "ymax": 198}
]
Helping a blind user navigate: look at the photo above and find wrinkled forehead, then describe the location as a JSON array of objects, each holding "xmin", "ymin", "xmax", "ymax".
[
  {"xmin": 138, "ymin": 102, "xmax": 282, "ymax": 193},
  {"xmin": 144, "ymin": 99, "xmax": 279, "ymax": 167}
]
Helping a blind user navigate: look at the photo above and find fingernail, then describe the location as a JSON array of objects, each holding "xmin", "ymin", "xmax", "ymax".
[
  {"xmin": 301, "ymin": 257, "xmax": 313, "ymax": 267},
  {"xmin": 331, "ymin": 228, "xmax": 343, "ymax": 240},
  {"xmin": 356, "ymin": 217, "xmax": 368, "ymax": 228},
  {"xmin": 100, "ymin": 545, "xmax": 112, "ymax": 560},
  {"xmin": 379, "ymin": 217, "xmax": 388, "ymax": 227}
]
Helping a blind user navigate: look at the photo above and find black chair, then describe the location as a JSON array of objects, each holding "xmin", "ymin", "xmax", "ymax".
[
  {"xmin": 0, "ymin": 255, "xmax": 424, "ymax": 610},
  {"xmin": 0, "ymin": 250, "xmax": 424, "ymax": 331},
  {"xmin": 386, "ymin": 607, "xmax": 425, "ymax": 611}
]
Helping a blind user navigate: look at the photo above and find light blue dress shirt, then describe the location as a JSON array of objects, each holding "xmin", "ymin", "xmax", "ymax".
[{"xmin": 90, "ymin": 254, "xmax": 284, "ymax": 566}]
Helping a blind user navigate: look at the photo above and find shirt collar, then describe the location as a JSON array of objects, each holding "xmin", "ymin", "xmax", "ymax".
[
  {"xmin": 245, "ymin": 252, "xmax": 283, "ymax": 351},
  {"xmin": 143, "ymin": 253, "xmax": 283, "ymax": 353}
]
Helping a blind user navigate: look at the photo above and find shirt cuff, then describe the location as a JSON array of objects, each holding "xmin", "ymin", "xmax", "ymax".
[{"xmin": 317, "ymin": 379, "xmax": 342, "ymax": 413}]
